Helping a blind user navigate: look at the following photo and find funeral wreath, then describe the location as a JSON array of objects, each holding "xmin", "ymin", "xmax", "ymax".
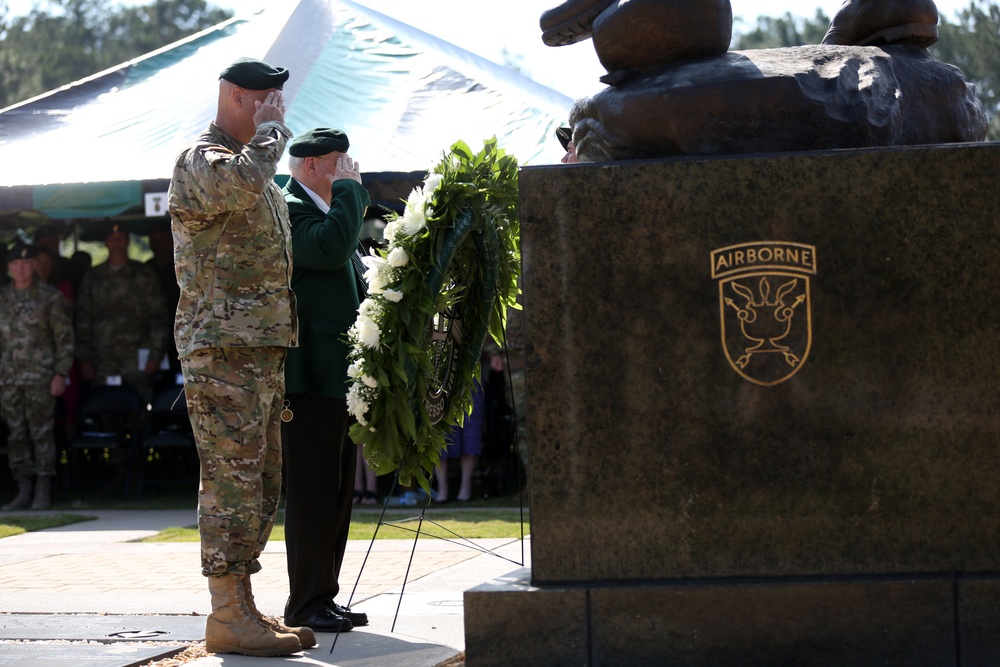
[{"xmin": 345, "ymin": 138, "xmax": 520, "ymax": 488}]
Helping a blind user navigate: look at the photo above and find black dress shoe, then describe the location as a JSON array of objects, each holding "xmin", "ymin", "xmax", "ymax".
[
  {"xmin": 285, "ymin": 607, "xmax": 353, "ymax": 633},
  {"xmin": 332, "ymin": 602, "xmax": 368, "ymax": 627}
]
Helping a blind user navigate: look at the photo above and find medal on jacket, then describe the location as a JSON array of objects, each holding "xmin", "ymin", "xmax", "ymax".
[{"xmin": 280, "ymin": 400, "xmax": 294, "ymax": 423}]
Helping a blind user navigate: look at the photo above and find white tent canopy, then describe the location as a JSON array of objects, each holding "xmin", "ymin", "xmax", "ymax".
[{"xmin": 0, "ymin": 0, "xmax": 572, "ymax": 217}]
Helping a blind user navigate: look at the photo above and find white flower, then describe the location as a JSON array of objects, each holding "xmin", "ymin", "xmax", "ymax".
[
  {"xmin": 347, "ymin": 360, "xmax": 363, "ymax": 379},
  {"xmin": 361, "ymin": 374, "xmax": 378, "ymax": 388},
  {"xmin": 355, "ymin": 315, "xmax": 381, "ymax": 349},
  {"xmin": 387, "ymin": 247, "xmax": 409, "ymax": 267},
  {"xmin": 358, "ymin": 298, "xmax": 380, "ymax": 320},
  {"xmin": 383, "ymin": 289, "xmax": 403, "ymax": 303},
  {"xmin": 361, "ymin": 256, "xmax": 391, "ymax": 293},
  {"xmin": 406, "ymin": 184, "xmax": 428, "ymax": 212},
  {"xmin": 346, "ymin": 384, "xmax": 369, "ymax": 423},
  {"xmin": 361, "ymin": 254, "xmax": 385, "ymax": 271},
  {"xmin": 399, "ymin": 201, "xmax": 426, "ymax": 237},
  {"xmin": 364, "ymin": 265, "xmax": 390, "ymax": 294},
  {"xmin": 424, "ymin": 172, "xmax": 443, "ymax": 194},
  {"xmin": 383, "ymin": 218, "xmax": 400, "ymax": 244}
]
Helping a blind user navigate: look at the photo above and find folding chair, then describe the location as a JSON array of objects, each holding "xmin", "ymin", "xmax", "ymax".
[
  {"xmin": 64, "ymin": 385, "xmax": 145, "ymax": 502},
  {"xmin": 134, "ymin": 384, "xmax": 197, "ymax": 501}
]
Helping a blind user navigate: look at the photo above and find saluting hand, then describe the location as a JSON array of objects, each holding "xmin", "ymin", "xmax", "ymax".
[
  {"xmin": 253, "ymin": 91, "xmax": 286, "ymax": 127},
  {"xmin": 327, "ymin": 156, "xmax": 362, "ymax": 185}
]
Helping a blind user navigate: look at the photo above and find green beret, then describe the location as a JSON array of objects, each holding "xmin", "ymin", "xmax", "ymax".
[
  {"xmin": 289, "ymin": 128, "xmax": 350, "ymax": 157},
  {"xmin": 6, "ymin": 241, "xmax": 38, "ymax": 262},
  {"xmin": 219, "ymin": 57, "xmax": 289, "ymax": 91}
]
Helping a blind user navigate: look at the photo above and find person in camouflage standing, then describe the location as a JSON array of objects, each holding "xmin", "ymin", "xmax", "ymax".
[
  {"xmin": 0, "ymin": 241, "xmax": 74, "ymax": 510},
  {"xmin": 168, "ymin": 57, "xmax": 310, "ymax": 658},
  {"xmin": 75, "ymin": 223, "xmax": 169, "ymax": 402}
]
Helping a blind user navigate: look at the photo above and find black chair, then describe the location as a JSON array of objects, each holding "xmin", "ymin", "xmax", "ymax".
[
  {"xmin": 64, "ymin": 385, "xmax": 146, "ymax": 502},
  {"xmin": 134, "ymin": 384, "xmax": 197, "ymax": 501}
]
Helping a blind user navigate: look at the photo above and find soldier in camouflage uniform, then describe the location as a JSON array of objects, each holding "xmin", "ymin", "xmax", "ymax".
[
  {"xmin": 0, "ymin": 242, "xmax": 74, "ymax": 510},
  {"xmin": 168, "ymin": 57, "xmax": 308, "ymax": 658},
  {"xmin": 75, "ymin": 223, "xmax": 169, "ymax": 402}
]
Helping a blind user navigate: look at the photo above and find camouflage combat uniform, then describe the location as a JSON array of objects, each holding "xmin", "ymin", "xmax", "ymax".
[
  {"xmin": 75, "ymin": 260, "xmax": 169, "ymax": 400},
  {"xmin": 169, "ymin": 119, "xmax": 297, "ymax": 577},
  {"xmin": 0, "ymin": 282, "xmax": 74, "ymax": 477}
]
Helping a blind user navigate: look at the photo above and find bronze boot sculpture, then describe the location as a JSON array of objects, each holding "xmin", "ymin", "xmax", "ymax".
[
  {"xmin": 204, "ymin": 574, "xmax": 301, "ymax": 657},
  {"xmin": 592, "ymin": 0, "xmax": 732, "ymax": 75},
  {"xmin": 540, "ymin": 0, "xmax": 615, "ymax": 45},
  {"xmin": 540, "ymin": 0, "xmax": 732, "ymax": 81},
  {"xmin": 822, "ymin": 0, "xmax": 939, "ymax": 46}
]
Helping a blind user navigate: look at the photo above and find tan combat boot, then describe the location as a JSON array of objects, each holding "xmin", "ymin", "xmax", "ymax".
[
  {"xmin": 2, "ymin": 476, "xmax": 32, "ymax": 511},
  {"xmin": 31, "ymin": 476, "xmax": 51, "ymax": 510},
  {"xmin": 241, "ymin": 574, "xmax": 317, "ymax": 649},
  {"xmin": 205, "ymin": 574, "xmax": 301, "ymax": 656}
]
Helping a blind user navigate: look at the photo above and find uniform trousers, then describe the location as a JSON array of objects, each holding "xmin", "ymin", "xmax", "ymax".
[
  {"xmin": 181, "ymin": 346, "xmax": 286, "ymax": 576},
  {"xmin": 281, "ymin": 392, "xmax": 357, "ymax": 621},
  {"xmin": 0, "ymin": 383, "xmax": 56, "ymax": 477}
]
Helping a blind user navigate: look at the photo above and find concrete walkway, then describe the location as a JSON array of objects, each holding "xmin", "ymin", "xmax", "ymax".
[{"xmin": 0, "ymin": 508, "xmax": 530, "ymax": 666}]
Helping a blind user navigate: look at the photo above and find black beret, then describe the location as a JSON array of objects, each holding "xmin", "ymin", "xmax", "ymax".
[
  {"xmin": 556, "ymin": 126, "xmax": 572, "ymax": 151},
  {"xmin": 6, "ymin": 241, "xmax": 38, "ymax": 262},
  {"xmin": 219, "ymin": 57, "xmax": 289, "ymax": 91},
  {"xmin": 289, "ymin": 128, "xmax": 351, "ymax": 157}
]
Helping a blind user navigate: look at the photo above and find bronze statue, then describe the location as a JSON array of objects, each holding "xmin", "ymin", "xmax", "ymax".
[
  {"xmin": 541, "ymin": 0, "xmax": 732, "ymax": 76},
  {"xmin": 542, "ymin": 0, "xmax": 987, "ymax": 161},
  {"xmin": 821, "ymin": 0, "xmax": 939, "ymax": 46}
]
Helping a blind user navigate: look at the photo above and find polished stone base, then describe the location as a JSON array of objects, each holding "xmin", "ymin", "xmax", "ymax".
[
  {"xmin": 465, "ymin": 143, "xmax": 1000, "ymax": 665},
  {"xmin": 466, "ymin": 570, "xmax": 1000, "ymax": 667}
]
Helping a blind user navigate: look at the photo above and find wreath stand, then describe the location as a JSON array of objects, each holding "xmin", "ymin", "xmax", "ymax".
[{"xmin": 332, "ymin": 210, "xmax": 526, "ymax": 654}]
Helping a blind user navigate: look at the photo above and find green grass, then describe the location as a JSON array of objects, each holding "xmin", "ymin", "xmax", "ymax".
[
  {"xmin": 363, "ymin": 509, "xmax": 529, "ymax": 541},
  {"xmin": 0, "ymin": 513, "xmax": 95, "ymax": 539},
  {"xmin": 142, "ymin": 508, "xmax": 529, "ymax": 543},
  {"xmin": 38, "ymin": 481, "xmax": 526, "ymax": 512}
]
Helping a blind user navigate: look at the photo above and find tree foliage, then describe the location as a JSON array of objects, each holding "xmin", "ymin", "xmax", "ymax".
[
  {"xmin": 733, "ymin": 2, "xmax": 999, "ymax": 140},
  {"xmin": 0, "ymin": 0, "xmax": 231, "ymax": 109},
  {"xmin": 933, "ymin": 1, "xmax": 1000, "ymax": 139},
  {"xmin": 734, "ymin": 10, "xmax": 831, "ymax": 49}
]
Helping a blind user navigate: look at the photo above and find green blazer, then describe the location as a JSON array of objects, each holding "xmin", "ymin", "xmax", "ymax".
[{"xmin": 283, "ymin": 177, "xmax": 371, "ymax": 398}]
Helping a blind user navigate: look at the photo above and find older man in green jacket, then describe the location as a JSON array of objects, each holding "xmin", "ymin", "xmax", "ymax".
[{"xmin": 281, "ymin": 128, "xmax": 371, "ymax": 633}]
